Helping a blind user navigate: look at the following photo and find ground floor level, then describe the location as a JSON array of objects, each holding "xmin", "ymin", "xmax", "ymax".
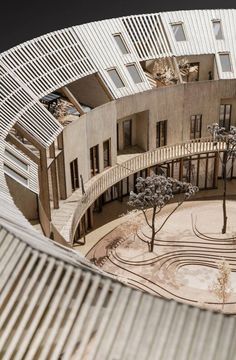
[
  {"xmin": 86, "ymin": 200, "xmax": 236, "ymax": 314},
  {"xmin": 74, "ymin": 152, "xmax": 236, "ymax": 243}
]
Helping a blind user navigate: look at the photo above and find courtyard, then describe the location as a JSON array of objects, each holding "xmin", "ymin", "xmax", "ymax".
[{"xmin": 87, "ymin": 200, "xmax": 236, "ymax": 313}]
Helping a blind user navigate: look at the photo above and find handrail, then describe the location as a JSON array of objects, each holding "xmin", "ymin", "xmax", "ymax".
[{"xmin": 70, "ymin": 137, "xmax": 225, "ymax": 244}]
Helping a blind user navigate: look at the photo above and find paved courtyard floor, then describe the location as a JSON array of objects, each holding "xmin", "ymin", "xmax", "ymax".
[{"xmin": 86, "ymin": 200, "xmax": 236, "ymax": 313}]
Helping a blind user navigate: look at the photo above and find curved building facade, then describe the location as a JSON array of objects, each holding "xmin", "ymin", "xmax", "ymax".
[{"xmin": 0, "ymin": 9, "xmax": 236, "ymax": 359}]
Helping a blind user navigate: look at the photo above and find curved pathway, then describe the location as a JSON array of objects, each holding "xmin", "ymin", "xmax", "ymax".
[{"xmin": 87, "ymin": 200, "xmax": 236, "ymax": 313}]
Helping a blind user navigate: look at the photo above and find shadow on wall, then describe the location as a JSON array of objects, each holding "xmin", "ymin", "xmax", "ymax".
[{"xmin": 5, "ymin": 175, "xmax": 39, "ymax": 221}]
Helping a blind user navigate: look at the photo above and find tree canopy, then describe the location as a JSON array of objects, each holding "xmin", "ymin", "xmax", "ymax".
[
  {"xmin": 129, "ymin": 175, "xmax": 198, "ymax": 252},
  {"xmin": 129, "ymin": 175, "xmax": 197, "ymax": 211}
]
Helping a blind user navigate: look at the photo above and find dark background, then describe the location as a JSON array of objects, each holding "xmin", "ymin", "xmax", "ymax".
[{"xmin": 1, "ymin": 0, "xmax": 235, "ymax": 52}]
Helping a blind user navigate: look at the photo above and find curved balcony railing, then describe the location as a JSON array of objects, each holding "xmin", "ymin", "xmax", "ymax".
[{"xmin": 70, "ymin": 137, "xmax": 225, "ymax": 244}]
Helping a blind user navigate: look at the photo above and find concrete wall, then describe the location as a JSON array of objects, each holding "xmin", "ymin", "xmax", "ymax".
[
  {"xmin": 67, "ymin": 74, "xmax": 110, "ymax": 108},
  {"xmin": 177, "ymin": 54, "xmax": 215, "ymax": 81},
  {"xmin": 63, "ymin": 102, "xmax": 117, "ymax": 196},
  {"xmin": 63, "ymin": 79, "xmax": 236, "ymax": 196},
  {"xmin": 117, "ymin": 111, "xmax": 149, "ymax": 151},
  {"xmin": 136, "ymin": 111, "xmax": 149, "ymax": 151},
  {"xmin": 6, "ymin": 175, "xmax": 38, "ymax": 221}
]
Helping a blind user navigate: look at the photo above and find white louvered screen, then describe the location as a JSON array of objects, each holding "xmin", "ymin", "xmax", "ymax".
[
  {"xmin": 0, "ymin": 60, "xmax": 63, "ymax": 147},
  {"xmin": 122, "ymin": 14, "xmax": 173, "ymax": 60},
  {"xmin": 3, "ymin": 142, "xmax": 39, "ymax": 194},
  {"xmin": 160, "ymin": 9, "xmax": 236, "ymax": 79}
]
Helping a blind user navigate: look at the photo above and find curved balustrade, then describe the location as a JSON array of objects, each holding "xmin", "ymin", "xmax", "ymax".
[{"xmin": 70, "ymin": 137, "xmax": 225, "ymax": 244}]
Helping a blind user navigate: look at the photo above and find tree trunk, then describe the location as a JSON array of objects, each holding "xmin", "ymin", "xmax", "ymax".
[
  {"xmin": 150, "ymin": 207, "xmax": 156, "ymax": 252},
  {"xmin": 222, "ymin": 151, "xmax": 227, "ymax": 234},
  {"xmin": 150, "ymin": 226, "xmax": 155, "ymax": 252}
]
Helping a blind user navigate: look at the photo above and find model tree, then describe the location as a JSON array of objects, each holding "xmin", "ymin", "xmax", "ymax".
[
  {"xmin": 53, "ymin": 98, "xmax": 73, "ymax": 123},
  {"xmin": 128, "ymin": 175, "xmax": 198, "ymax": 252},
  {"xmin": 211, "ymin": 259, "xmax": 232, "ymax": 312},
  {"xmin": 152, "ymin": 57, "xmax": 198, "ymax": 85},
  {"xmin": 208, "ymin": 123, "xmax": 236, "ymax": 233}
]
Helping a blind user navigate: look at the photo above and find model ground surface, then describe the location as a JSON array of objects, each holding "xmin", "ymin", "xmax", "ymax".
[{"xmin": 86, "ymin": 200, "xmax": 236, "ymax": 313}]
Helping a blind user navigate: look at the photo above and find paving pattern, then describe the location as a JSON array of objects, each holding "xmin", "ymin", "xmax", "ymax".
[{"xmin": 87, "ymin": 200, "xmax": 236, "ymax": 313}]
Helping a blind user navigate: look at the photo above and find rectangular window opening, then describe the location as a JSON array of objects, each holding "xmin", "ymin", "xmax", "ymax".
[
  {"xmin": 126, "ymin": 64, "xmax": 143, "ymax": 84},
  {"xmin": 107, "ymin": 68, "xmax": 125, "ymax": 88},
  {"xmin": 219, "ymin": 53, "xmax": 232, "ymax": 72},
  {"xmin": 156, "ymin": 120, "xmax": 167, "ymax": 148},
  {"xmin": 103, "ymin": 139, "xmax": 111, "ymax": 169},
  {"xmin": 171, "ymin": 23, "xmax": 186, "ymax": 42},
  {"xmin": 190, "ymin": 114, "xmax": 202, "ymax": 139},
  {"xmin": 70, "ymin": 158, "xmax": 79, "ymax": 192},
  {"xmin": 219, "ymin": 104, "xmax": 232, "ymax": 130},
  {"xmin": 113, "ymin": 34, "xmax": 130, "ymax": 54},
  {"xmin": 90, "ymin": 145, "xmax": 99, "ymax": 177},
  {"xmin": 123, "ymin": 120, "xmax": 132, "ymax": 147},
  {"xmin": 212, "ymin": 20, "xmax": 224, "ymax": 40}
]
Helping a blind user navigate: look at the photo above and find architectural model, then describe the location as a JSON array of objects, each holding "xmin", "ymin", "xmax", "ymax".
[{"xmin": 0, "ymin": 9, "xmax": 236, "ymax": 359}]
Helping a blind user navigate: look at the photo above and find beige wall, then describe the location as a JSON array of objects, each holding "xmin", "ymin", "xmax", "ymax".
[
  {"xmin": 117, "ymin": 111, "xmax": 149, "ymax": 151},
  {"xmin": 6, "ymin": 175, "xmax": 38, "ymax": 221},
  {"xmin": 67, "ymin": 73, "xmax": 110, "ymax": 108},
  {"xmin": 63, "ymin": 102, "xmax": 117, "ymax": 196},
  {"xmin": 136, "ymin": 111, "xmax": 149, "ymax": 151},
  {"xmin": 63, "ymin": 79, "xmax": 236, "ymax": 196},
  {"xmin": 177, "ymin": 54, "xmax": 215, "ymax": 81}
]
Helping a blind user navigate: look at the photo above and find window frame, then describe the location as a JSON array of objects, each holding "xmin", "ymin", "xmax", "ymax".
[
  {"xmin": 70, "ymin": 158, "xmax": 79, "ymax": 192},
  {"xmin": 156, "ymin": 120, "xmax": 168, "ymax": 148},
  {"xmin": 107, "ymin": 67, "xmax": 126, "ymax": 89},
  {"xmin": 190, "ymin": 114, "xmax": 202, "ymax": 139},
  {"xmin": 90, "ymin": 144, "xmax": 99, "ymax": 177},
  {"xmin": 170, "ymin": 22, "xmax": 187, "ymax": 42},
  {"xmin": 113, "ymin": 33, "xmax": 130, "ymax": 55},
  {"xmin": 126, "ymin": 63, "xmax": 144, "ymax": 84},
  {"xmin": 219, "ymin": 53, "xmax": 232, "ymax": 73},
  {"xmin": 103, "ymin": 138, "xmax": 111, "ymax": 169},
  {"xmin": 212, "ymin": 19, "xmax": 224, "ymax": 40},
  {"xmin": 123, "ymin": 119, "xmax": 132, "ymax": 147},
  {"xmin": 219, "ymin": 104, "xmax": 232, "ymax": 130}
]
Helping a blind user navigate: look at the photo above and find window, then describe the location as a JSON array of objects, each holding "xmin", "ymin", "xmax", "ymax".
[
  {"xmin": 126, "ymin": 64, "xmax": 143, "ymax": 84},
  {"xmin": 107, "ymin": 69, "xmax": 125, "ymax": 88},
  {"xmin": 103, "ymin": 139, "xmax": 111, "ymax": 168},
  {"xmin": 5, "ymin": 149, "xmax": 28, "ymax": 171},
  {"xmin": 123, "ymin": 120, "xmax": 132, "ymax": 147},
  {"xmin": 156, "ymin": 120, "xmax": 167, "ymax": 148},
  {"xmin": 70, "ymin": 158, "xmax": 79, "ymax": 191},
  {"xmin": 113, "ymin": 34, "xmax": 130, "ymax": 54},
  {"xmin": 219, "ymin": 53, "xmax": 232, "ymax": 72},
  {"xmin": 171, "ymin": 23, "xmax": 186, "ymax": 41},
  {"xmin": 212, "ymin": 20, "xmax": 223, "ymax": 40},
  {"xmin": 90, "ymin": 145, "xmax": 99, "ymax": 177},
  {"xmin": 219, "ymin": 104, "xmax": 231, "ymax": 130},
  {"xmin": 190, "ymin": 115, "xmax": 202, "ymax": 139},
  {"xmin": 4, "ymin": 164, "xmax": 28, "ymax": 186}
]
